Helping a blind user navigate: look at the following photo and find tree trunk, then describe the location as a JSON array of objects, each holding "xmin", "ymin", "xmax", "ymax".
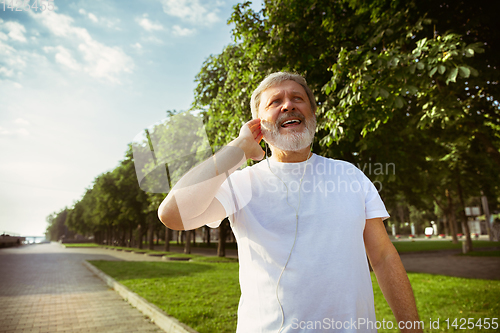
[
  {"xmin": 164, "ymin": 228, "xmax": 171, "ymax": 252},
  {"xmin": 205, "ymin": 226, "xmax": 211, "ymax": 246},
  {"xmin": 137, "ymin": 225, "xmax": 143, "ymax": 249},
  {"xmin": 148, "ymin": 221, "xmax": 154, "ymax": 250},
  {"xmin": 120, "ymin": 228, "xmax": 126, "ymax": 247},
  {"xmin": 481, "ymin": 191, "xmax": 494, "ymax": 241},
  {"xmin": 218, "ymin": 218, "xmax": 228, "ymax": 257},
  {"xmin": 445, "ymin": 189, "xmax": 459, "ymax": 244},
  {"xmin": 184, "ymin": 230, "xmax": 191, "ymax": 254},
  {"xmin": 442, "ymin": 215, "xmax": 449, "ymax": 237},
  {"xmin": 107, "ymin": 226, "xmax": 112, "ymax": 246},
  {"xmin": 456, "ymin": 175, "xmax": 473, "ymax": 252}
]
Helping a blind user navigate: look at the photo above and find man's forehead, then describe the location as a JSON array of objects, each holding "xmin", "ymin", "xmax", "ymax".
[{"xmin": 262, "ymin": 80, "xmax": 307, "ymax": 98}]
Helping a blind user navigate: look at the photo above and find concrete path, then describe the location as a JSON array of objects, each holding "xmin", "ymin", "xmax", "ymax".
[
  {"xmin": 399, "ymin": 249, "xmax": 500, "ymax": 280},
  {"xmin": 0, "ymin": 243, "xmax": 163, "ymax": 333}
]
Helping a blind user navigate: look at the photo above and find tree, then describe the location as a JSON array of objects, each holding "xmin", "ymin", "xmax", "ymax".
[
  {"xmin": 46, "ymin": 208, "xmax": 72, "ymax": 241},
  {"xmin": 193, "ymin": 0, "xmax": 500, "ymax": 245}
]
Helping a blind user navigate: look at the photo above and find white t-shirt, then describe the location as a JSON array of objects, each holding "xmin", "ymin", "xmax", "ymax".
[{"xmin": 209, "ymin": 154, "xmax": 389, "ymax": 332}]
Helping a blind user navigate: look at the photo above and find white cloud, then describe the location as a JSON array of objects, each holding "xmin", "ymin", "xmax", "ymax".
[
  {"xmin": 0, "ymin": 66, "xmax": 15, "ymax": 78},
  {"xmin": 0, "ymin": 118, "xmax": 31, "ymax": 136},
  {"xmin": 79, "ymin": 8, "xmax": 121, "ymax": 30},
  {"xmin": 143, "ymin": 36, "xmax": 164, "ymax": 44},
  {"xmin": 0, "ymin": 19, "xmax": 27, "ymax": 42},
  {"xmin": 0, "ymin": 126, "xmax": 29, "ymax": 136},
  {"xmin": 161, "ymin": 0, "xmax": 220, "ymax": 25},
  {"xmin": 0, "ymin": 39, "xmax": 27, "ymax": 76},
  {"xmin": 136, "ymin": 14, "xmax": 164, "ymax": 32},
  {"xmin": 101, "ymin": 17, "xmax": 121, "ymax": 30},
  {"xmin": 30, "ymin": 10, "xmax": 133, "ymax": 83},
  {"xmin": 78, "ymin": 40, "xmax": 133, "ymax": 82},
  {"xmin": 172, "ymin": 25, "xmax": 195, "ymax": 37},
  {"xmin": 88, "ymin": 13, "xmax": 98, "ymax": 23},
  {"xmin": 17, "ymin": 128, "xmax": 30, "ymax": 136},
  {"xmin": 131, "ymin": 42, "xmax": 142, "ymax": 50},
  {"xmin": 14, "ymin": 118, "xmax": 30, "ymax": 125},
  {"xmin": 43, "ymin": 46, "xmax": 81, "ymax": 71}
]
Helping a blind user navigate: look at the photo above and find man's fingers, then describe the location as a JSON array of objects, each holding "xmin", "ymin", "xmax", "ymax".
[
  {"xmin": 248, "ymin": 122, "xmax": 261, "ymax": 132},
  {"xmin": 257, "ymin": 133, "xmax": 263, "ymax": 143}
]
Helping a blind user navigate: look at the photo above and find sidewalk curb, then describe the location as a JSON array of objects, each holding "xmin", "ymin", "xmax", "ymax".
[{"xmin": 83, "ymin": 261, "xmax": 199, "ymax": 333}]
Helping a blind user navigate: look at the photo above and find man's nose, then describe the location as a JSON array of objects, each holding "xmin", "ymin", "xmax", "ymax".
[{"xmin": 281, "ymin": 98, "xmax": 295, "ymax": 112}]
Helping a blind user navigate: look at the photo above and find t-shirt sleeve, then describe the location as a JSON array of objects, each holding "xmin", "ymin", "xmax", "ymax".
[
  {"xmin": 205, "ymin": 178, "xmax": 233, "ymax": 228},
  {"xmin": 359, "ymin": 171, "xmax": 390, "ymax": 221},
  {"xmin": 206, "ymin": 169, "xmax": 252, "ymax": 228}
]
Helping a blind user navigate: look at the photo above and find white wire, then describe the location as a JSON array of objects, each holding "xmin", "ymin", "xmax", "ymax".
[{"xmin": 265, "ymin": 144, "xmax": 312, "ymax": 333}]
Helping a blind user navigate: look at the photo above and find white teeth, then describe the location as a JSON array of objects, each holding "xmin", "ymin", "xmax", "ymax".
[{"xmin": 282, "ymin": 119, "xmax": 300, "ymax": 126}]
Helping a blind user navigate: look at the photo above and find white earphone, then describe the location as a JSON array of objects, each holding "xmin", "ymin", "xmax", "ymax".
[{"xmin": 264, "ymin": 142, "xmax": 312, "ymax": 332}]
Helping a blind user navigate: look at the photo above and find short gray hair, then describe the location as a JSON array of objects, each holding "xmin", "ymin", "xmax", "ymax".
[{"xmin": 250, "ymin": 72, "xmax": 317, "ymax": 119}]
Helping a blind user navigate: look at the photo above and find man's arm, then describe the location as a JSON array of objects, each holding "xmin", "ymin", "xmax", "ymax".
[
  {"xmin": 364, "ymin": 218, "xmax": 423, "ymax": 333},
  {"xmin": 158, "ymin": 119, "xmax": 264, "ymax": 230}
]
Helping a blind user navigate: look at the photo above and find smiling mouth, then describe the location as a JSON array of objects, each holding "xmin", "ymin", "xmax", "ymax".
[{"xmin": 281, "ymin": 119, "xmax": 302, "ymax": 127}]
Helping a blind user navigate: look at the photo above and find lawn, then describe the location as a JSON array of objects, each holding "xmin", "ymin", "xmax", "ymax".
[
  {"xmin": 373, "ymin": 274, "xmax": 500, "ymax": 332},
  {"xmin": 89, "ymin": 260, "xmax": 500, "ymax": 333}
]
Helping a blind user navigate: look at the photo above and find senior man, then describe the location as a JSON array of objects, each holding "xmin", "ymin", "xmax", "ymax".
[{"xmin": 158, "ymin": 72, "xmax": 421, "ymax": 332}]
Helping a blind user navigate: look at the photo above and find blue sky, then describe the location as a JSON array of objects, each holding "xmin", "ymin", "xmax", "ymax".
[{"xmin": 0, "ymin": 0, "xmax": 262, "ymax": 237}]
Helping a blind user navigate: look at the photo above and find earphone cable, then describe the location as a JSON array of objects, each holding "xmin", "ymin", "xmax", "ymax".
[{"xmin": 265, "ymin": 143, "xmax": 312, "ymax": 333}]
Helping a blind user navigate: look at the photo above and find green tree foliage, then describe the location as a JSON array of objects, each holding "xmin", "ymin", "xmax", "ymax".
[
  {"xmin": 193, "ymin": 0, "xmax": 500, "ymax": 239},
  {"xmin": 58, "ymin": 113, "xmax": 216, "ymax": 249},
  {"xmin": 60, "ymin": 146, "xmax": 153, "ymax": 246},
  {"xmin": 46, "ymin": 208, "xmax": 72, "ymax": 241},
  {"xmin": 49, "ymin": 0, "xmax": 499, "ymax": 246}
]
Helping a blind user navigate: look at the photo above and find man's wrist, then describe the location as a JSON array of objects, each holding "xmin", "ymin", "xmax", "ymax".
[{"xmin": 228, "ymin": 136, "xmax": 252, "ymax": 160}]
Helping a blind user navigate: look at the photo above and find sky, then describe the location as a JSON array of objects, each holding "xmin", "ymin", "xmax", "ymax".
[{"xmin": 0, "ymin": 0, "xmax": 262, "ymax": 237}]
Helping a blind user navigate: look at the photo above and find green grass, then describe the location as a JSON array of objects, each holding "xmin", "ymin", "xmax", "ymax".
[
  {"xmin": 90, "ymin": 261, "xmax": 500, "ymax": 333},
  {"xmin": 191, "ymin": 256, "xmax": 238, "ymax": 263},
  {"xmin": 373, "ymin": 273, "xmax": 500, "ymax": 333},
  {"xmin": 372, "ymin": 273, "xmax": 500, "ymax": 332},
  {"xmin": 392, "ymin": 240, "xmax": 499, "ymax": 253},
  {"xmin": 144, "ymin": 240, "xmax": 238, "ymax": 250}
]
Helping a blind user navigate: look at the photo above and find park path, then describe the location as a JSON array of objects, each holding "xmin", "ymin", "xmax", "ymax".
[
  {"xmin": 0, "ymin": 243, "xmax": 164, "ymax": 333},
  {"xmin": 399, "ymin": 249, "xmax": 500, "ymax": 280}
]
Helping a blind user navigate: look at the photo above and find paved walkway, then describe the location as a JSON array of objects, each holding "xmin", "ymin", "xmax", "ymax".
[
  {"xmin": 399, "ymin": 248, "xmax": 500, "ymax": 280},
  {"xmin": 1, "ymin": 243, "xmax": 499, "ymax": 333},
  {"xmin": 0, "ymin": 243, "xmax": 164, "ymax": 333}
]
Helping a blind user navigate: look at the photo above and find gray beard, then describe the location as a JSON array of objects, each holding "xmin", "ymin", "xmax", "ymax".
[{"xmin": 261, "ymin": 113, "xmax": 316, "ymax": 152}]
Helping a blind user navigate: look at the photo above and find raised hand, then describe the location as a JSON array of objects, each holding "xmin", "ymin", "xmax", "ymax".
[{"xmin": 237, "ymin": 118, "xmax": 265, "ymax": 161}]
